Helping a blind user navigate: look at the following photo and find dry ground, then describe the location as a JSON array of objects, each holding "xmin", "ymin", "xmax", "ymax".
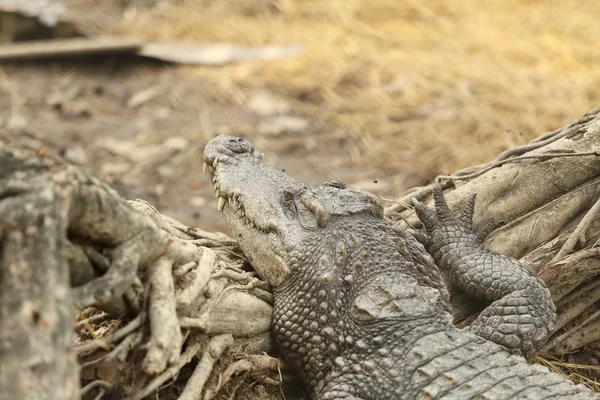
[{"xmin": 3, "ymin": 0, "xmax": 599, "ymax": 232}]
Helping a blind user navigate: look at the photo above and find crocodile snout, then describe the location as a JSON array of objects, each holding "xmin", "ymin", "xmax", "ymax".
[
  {"xmin": 204, "ymin": 134, "xmax": 252, "ymax": 159},
  {"xmin": 216, "ymin": 135, "xmax": 252, "ymax": 153}
]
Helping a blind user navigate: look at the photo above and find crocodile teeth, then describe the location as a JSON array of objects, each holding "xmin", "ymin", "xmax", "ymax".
[
  {"xmin": 215, "ymin": 189, "xmax": 220, "ymax": 198},
  {"xmin": 213, "ymin": 158, "xmax": 219, "ymax": 168},
  {"xmin": 217, "ymin": 197, "xmax": 226, "ymax": 212},
  {"xmin": 203, "ymin": 162, "xmax": 209, "ymax": 174}
]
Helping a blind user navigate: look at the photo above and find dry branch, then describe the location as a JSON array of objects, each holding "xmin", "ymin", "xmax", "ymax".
[{"xmin": 178, "ymin": 333, "xmax": 234, "ymax": 400}]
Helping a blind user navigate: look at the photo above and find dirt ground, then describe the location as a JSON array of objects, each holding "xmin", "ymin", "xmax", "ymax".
[{"xmin": 3, "ymin": 0, "xmax": 599, "ymax": 234}]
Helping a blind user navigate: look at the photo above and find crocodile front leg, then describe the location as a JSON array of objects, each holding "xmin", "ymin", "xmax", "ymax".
[{"xmin": 411, "ymin": 179, "xmax": 556, "ymax": 358}]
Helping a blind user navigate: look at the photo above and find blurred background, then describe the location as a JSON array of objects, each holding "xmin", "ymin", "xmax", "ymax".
[{"xmin": 1, "ymin": 0, "xmax": 599, "ymax": 232}]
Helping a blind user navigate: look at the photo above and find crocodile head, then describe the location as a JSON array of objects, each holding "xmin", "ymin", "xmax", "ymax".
[
  {"xmin": 203, "ymin": 135, "xmax": 383, "ymax": 287},
  {"xmin": 203, "ymin": 135, "xmax": 455, "ymax": 397}
]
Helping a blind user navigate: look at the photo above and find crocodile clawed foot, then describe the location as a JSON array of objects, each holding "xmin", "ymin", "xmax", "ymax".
[{"xmin": 411, "ymin": 177, "xmax": 492, "ymax": 249}]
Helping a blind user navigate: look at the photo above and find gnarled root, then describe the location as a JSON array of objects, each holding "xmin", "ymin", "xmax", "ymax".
[{"xmin": 0, "ymin": 142, "xmax": 276, "ymax": 400}]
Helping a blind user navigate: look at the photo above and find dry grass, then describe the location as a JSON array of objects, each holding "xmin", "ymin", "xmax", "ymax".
[
  {"xmin": 119, "ymin": 0, "xmax": 600, "ymax": 189},
  {"xmin": 536, "ymin": 352, "xmax": 600, "ymax": 392}
]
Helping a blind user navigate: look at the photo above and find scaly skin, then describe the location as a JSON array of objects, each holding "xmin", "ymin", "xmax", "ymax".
[
  {"xmin": 411, "ymin": 181, "xmax": 556, "ymax": 358},
  {"xmin": 203, "ymin": 135, "xmax": 597, "ymax": 399}
]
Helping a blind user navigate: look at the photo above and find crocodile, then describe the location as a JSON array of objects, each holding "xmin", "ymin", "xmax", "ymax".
[{"xmin": 203, "ymin": 134, "xmax": 598, "ymax": 399}]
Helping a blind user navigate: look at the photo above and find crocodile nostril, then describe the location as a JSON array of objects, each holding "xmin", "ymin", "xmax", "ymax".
[{"xmin": 229, "ymin": 139, "xmax": 237, "ymax": 143}]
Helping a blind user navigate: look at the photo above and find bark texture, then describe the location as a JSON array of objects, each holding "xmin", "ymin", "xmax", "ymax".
[{"xmin": 0, "ymin": 148, "xmax": 79, "ymax": 399}]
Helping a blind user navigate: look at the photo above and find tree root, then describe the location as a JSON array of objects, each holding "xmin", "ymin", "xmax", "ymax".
[
  {"xmin": 179, "ymin": 334, "xmax": 234, "ymax": 400},
  {"xmin": 75, "ymin": 315, "xmax": 142, "ymax": 355},
  {"xmin": 0, "ymin": 142, "xmax": 273, "ymax": 400},
  {"xmin": 125, "ymin": 336, "xmax": 206, "ymax": 400},
  {"xmin": 206, "ymin": 353, "xmax": 281, "ymax": 399},
  {"xmin": 144, "ymin": 256, "xmax": 182, "ymax": 375},
  {"xmin": 552, "ymin": 195, "xmax": 600, "ymax": 262}
]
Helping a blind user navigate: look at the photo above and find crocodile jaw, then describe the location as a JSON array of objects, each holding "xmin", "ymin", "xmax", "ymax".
[
  {"xmin": 203, "ymin": 135, "xmax": 305, "ymax": 287},
  {"xmin": 203, "ymin": 135, "xmax": 384, "ymax": 288}
]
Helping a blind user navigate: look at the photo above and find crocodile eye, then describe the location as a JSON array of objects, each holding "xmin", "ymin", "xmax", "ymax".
[
  {"xmin": 282, "ymin": 190, "xmax": 298, "ymax": 218},
  {"xmin": 282, "ymin": 190, "xmax": 294, "ymax": 203},
  {"xmin": 324, "ymin": 180, "xmax": 346, "ymax": 189}
]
